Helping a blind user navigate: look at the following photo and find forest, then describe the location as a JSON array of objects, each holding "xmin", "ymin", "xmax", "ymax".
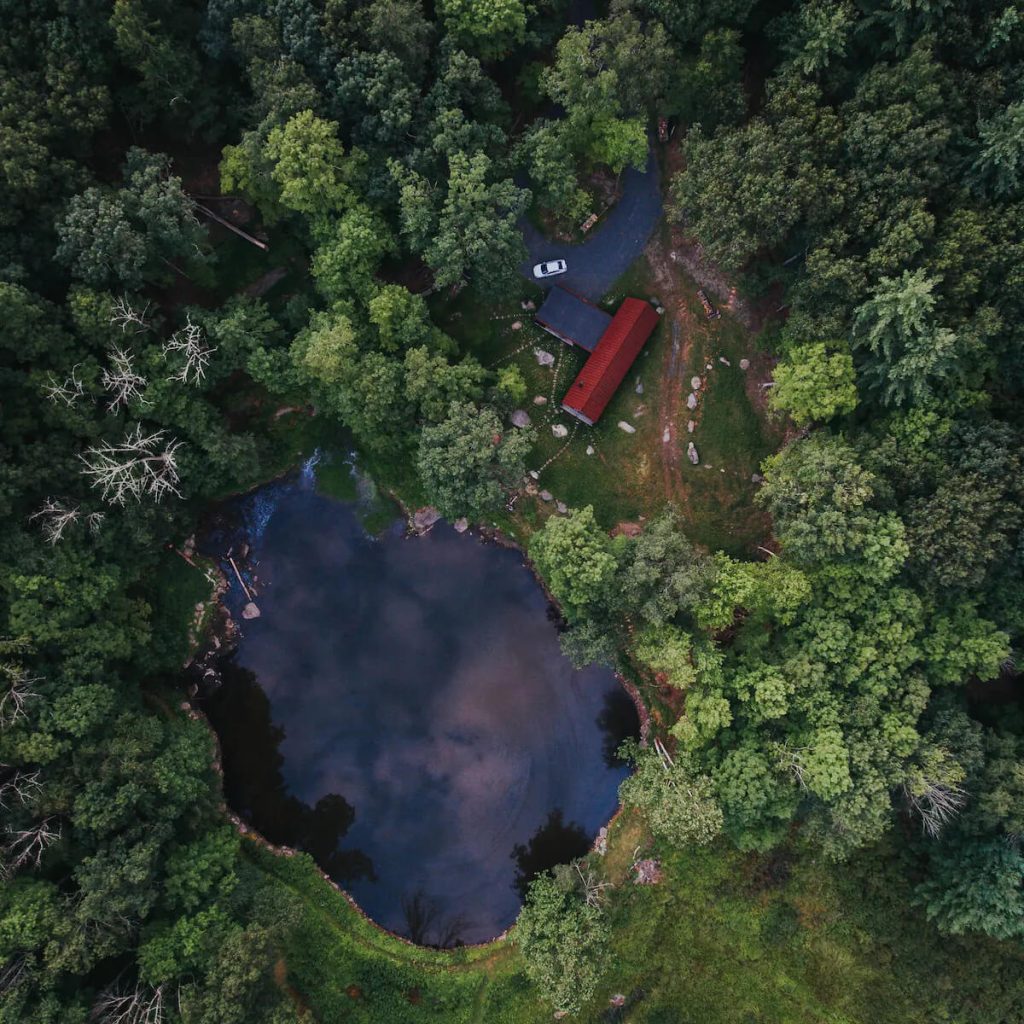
[{"xmin": 0, "ymin": 0, "xmax": 1022, "ymax": 1021}]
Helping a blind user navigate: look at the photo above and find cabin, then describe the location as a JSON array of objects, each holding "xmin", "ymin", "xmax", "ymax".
[
  {"xmin": 534, "ymin": 286, "xmax": 612, "ymax": 353},
  {"xmin": 560, "ymin": 298, "xmax": 660, "ymax": 425}
]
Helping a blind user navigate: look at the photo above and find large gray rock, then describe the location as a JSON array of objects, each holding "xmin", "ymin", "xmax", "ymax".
[
  {"xmin": 617, "ymin": 420, "xmax": 636, "ymax": 434},
  {"xmin": 534, "ymin": 348, "xmax": 555, "ymax": 366},
  {"xmin": 533, "ymin": 394, "xmax": 548, "ymax": 406},
  {"xmin": 551, "ymin": 423, "xmax": 569, "ymax": 438},
  {"xmin": 412, "ymin": 506, "xmax": 441, "ymax": 532},
  {"xmin": 453, "ymin": 517, "xmax": 469, "ymax": 533},
  {"xmin": 539, "ymin": 490, "xmax": 553, "ymax": 502},
  {"xmin": 687, "ymin": 442, "xmax": 699, "ymax": 465},
  {"xmin": 510, "ymin": 409, "xmax": 531, "ymax": 428},
  {"xmin": 242, "ymin": 601, "xmax": 261, "ymax": 620},
  {"xmin": 585, "ymin": 445, "xmax": 595, "ymax": 456}
]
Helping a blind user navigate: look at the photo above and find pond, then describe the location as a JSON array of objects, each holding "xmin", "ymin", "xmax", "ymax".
[{"xmin": 202, "ymin": 462, "xmax": 638, "ymax": 946}]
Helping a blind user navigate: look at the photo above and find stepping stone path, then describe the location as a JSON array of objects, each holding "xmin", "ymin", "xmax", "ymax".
[
  {"xmin": 691, "ymin": 376, "xmax": 702, "ymax": 390},
  {"xmin": 687, "ymin": 442, "xmax": 699, "ymax": 465},
  {"xmin": 662, "ymin": 427, "xmax": 670, "ymax": 443},
  {"xmin": 510, "ymin": 409, "xmax": 530, "ymax": 428},
  {"xmin": 687, "ymin": 419, "xmax": 695, "ymax": 433},
  {"xmin": 618, "ymin": 421, "xmax": 636, "ymax": 434},
  {"xmin": 687, "ymin": 393, "xmax": 698, "ymax": 410},
  {"xmin": 552, "ymin": 424, "xmax": 568, "ymax": 438},
  {"xmin": 534, "ymin": 348, "xmax": 555, "ymax": 366},
  {"xmin": 635, "ymin": 378, "xmax": 644, "ymax": 395}
]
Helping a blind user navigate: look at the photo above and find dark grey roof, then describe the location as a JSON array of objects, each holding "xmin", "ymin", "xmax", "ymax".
[{"xmin": 534, "ymin": 286, "xmax": 612, "ymax": 353}]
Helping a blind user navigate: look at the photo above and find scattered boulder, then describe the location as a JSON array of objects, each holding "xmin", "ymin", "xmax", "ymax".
[
  {"xmin": 534, "ymin": 348, "xmax": 555, "ymax": 366},
  {"xmin": 686, "ymin": 392, "xmax": 698, "ymax": 410},
  {"xmin": 511, "ymin": 320, "xmax": 523, "ymax": 331},
  {"xmin": 453, "ymin": 517, "xmax": 469, "ymax": 533},
  {"xmin": 525, "ymin": 482, "xmax": 538, "ymax": 496},
  {"xmin": 521, "ymin": 299, "xmax": 536, "ymax": 311},
  {"xmin": 655, "ymin": 305, "xmax": 665, "ymax": 315},
  {"xmin": 551, "ymin": 423, "xmax": 569, "ymax": 438},
  {"xmin": 533, "ymin": 395, "xmax": 548, "ymax": 406},
  {"xmin": 706, "ymin": 362, "xmax": 713, "ymax": 370},
  {"xmin": 687, "ymin": 419, "xmax": 695, "ymax": 433},
  {"xmin": 740, "ymin": 358, "xmax": 750, "ymax": 370},
  {"xmin": 719, "ymin": 356, "xmax": 731, "ymax": 366},
  {"xmin": 242, "ymin": 602, "xmax": 261, "ymax": 620},
  {"xmin": 617, "ymin": 421, "xmax": 636, "ymax": 434},
  {"xmin": 690, "ymin": 375, "xmax": 702, "ymax": 390},
  {"xmin": 528, "ymin": 470, "xmax": 540, "ymax": 480},
  {"xmin": 662, "ymin": 427, "xmax": 670, "ymax": 443},
  {"xmin": 633, "ymin": 858, "xmax": 663, "ymax": 885},
  {"xmin": 586, "ymin": 444, "xmax": 595, "ymax": 455},
  {"xmin": 635, "ymin": 378, "xmax": 644, "ymax": 395},
  {"xmin": 510, "ymin": 409, "xmax": 531, "ymax": 428},
  {"xmin": 412, "ymin": 506, "xmax": 441, "ymax": 533},
  {"xmin": 539, "ymin": 490, "xmax": 553, "ymax": 502},
  {"xmin": 556, "ymin": 500, "xmax": 568, "ymax": 514},
  {"xmin": 687, "ymin": 442, "xmax": 699, "ymax": 465}
]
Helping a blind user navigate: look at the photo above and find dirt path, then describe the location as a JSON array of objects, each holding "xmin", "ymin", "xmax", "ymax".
[{"xmin": 645, "ymin": 231, "xmax": 712, "ymax": 509}]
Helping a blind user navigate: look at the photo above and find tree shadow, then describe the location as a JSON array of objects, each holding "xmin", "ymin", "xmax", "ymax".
[
  {"xmin": 596, "ymin": 686, "xmax": 641, "ymax": 769},
  {"xmin": 401, "ymin": 889, "xmax": 472, "ymax": 948},
  {"xmin": 511, "ymin": 808, "xmax": 591, "ymax": 899},
  {"xmin": 203, "ymin": 657, "xmax": 374, "ymax": 883}
]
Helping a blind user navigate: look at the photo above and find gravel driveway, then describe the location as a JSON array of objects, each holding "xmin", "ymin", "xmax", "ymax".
[{"xmin": 519, "ymin": 147, "xmax": 663, "ymax": 301}]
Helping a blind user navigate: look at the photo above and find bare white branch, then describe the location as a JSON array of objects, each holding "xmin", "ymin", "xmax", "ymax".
[
  {"xmin": 0, "ymin": 671, "xmax": 40, "ymax": 730},
  {"xmin": 904, "ymin": 781, "xmax": 968, "ymax": 838},
  {"xmin": 0, "ymin": 953, "xmax": 31, "ymax": 996},
  {"xmin": 109, "ymin": 296, "xmax": 152, "ymax": 335},
  {"xmin": 30, "ymin": 498, "xmax": 81, "ymax": 544},
  {"xmin": 91, "ymin": 982, "xmax": 167, "ymax": 1024},
  {"xmin": 79, "ymin": 426, "xmax": 183, "ymax": 506},
  {"xmin": 2, "ymin": 817, "xmax": 60, "ymax": 876},
  {"xmin": 102, "ymin": 346, "xmax": 149, "ymax": 413},
  {"xmin": 163, "ymin": 316, "xmax": 215, "ymax": 386},
  {"xmin": 43, "ymin": 364, "xmax": 85, "ymax": 407},
  {"xmin": 574, "ymin": 860, "xmax": 612, "ymax": 909},
  {"xmin": 0, "ymin": 769, "xmax": 41, "ymax": 809}
]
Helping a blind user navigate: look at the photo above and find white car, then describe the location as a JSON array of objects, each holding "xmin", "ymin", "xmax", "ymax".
[{"xmin": 533, "ymin": 259, "xmax": 567, "ymax": 279}]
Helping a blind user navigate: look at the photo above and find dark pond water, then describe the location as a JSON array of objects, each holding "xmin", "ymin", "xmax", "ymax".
[{"xmin": 203, "ymin": 463, "xmax": 637, "ymax": 946}]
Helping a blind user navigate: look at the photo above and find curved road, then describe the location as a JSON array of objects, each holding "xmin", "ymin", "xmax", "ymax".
[{"xmin": 519, "ymin": 147, "xmax": 663, "ymax": 301}]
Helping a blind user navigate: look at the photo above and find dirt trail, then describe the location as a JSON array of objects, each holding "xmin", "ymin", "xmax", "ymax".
[{"xmin": 645, "ymin": 231, "xmax": 711, "ymax": 508}]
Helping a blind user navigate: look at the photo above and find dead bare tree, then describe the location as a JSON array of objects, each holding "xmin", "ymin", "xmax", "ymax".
[
  {"xmin": 904, "ymin": 779, "xmax": 968, "ymax": 838},
  {"xmin": 109, "ymin": 296, "xmax": 152, "ymax": 334},
  {"xmin": 574, "ymin": 859, "xmax": 612, "ymax": 908},
  {"xmin": 80, "ymin": 426, "xmax": 183, "ymax": 505},
  {"xmin": 91, "ymin": 981, "xmax": 167, "ymax": 1024},
  {"xmin": 2, "ymin": 817, "xmax": 61, "ymax": 876},
  {"xmin": 102, "ymin": 346, "xmax": 149, "ymax": 413},
  {"xmin": 0, "ymin": 953, "xmax": 31, "ymax": 996},
  {"xmin": 43, "ymin": 364, "xmax": 86, "ymax": 406},
  {"xmin": 163, "ymin": 315, "xmax": 215, "ymax": 385},
  {"xmin": 30, "ymin": 498, "xmax": 81, "ymax": 544},
  {"xmin": 0, "ymin": 768, "xmax": 42, "ymax": 809},
  {"xmin": 0, "ymin": 670, "xmax": 40, "ymax": 729}
]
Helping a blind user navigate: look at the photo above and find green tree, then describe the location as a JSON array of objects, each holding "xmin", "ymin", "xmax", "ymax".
[
  {"xmin": 416, "ymin": 402, "xmax": 534, "ymax": 518},
  {"xmin": 265, "ymin": 110, "xmax": 353, "ymax": 217},
  {"xmin": 515, "ymin": 867, "xmax": 608, "ymax": 1016},
  {"xmin": 437, "ymin": 0, "xmax": 527, "ymax": 60},
  {"xmin": 769, "ymin": 340, "xmax": 858, "ymax": 424}
]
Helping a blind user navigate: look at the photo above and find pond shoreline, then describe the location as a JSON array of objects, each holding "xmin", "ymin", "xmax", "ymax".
[{"xmin": 184, "ymin": 453, "xmax": 649, "ymax": 950}]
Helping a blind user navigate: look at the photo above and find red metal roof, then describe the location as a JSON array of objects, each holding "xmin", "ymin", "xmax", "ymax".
[{"xmin": 561, "ymin": 299, "xmax": 660, "ymax": 424}]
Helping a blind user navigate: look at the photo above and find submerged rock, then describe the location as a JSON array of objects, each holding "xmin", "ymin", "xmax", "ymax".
[
  {"xmin": 453, "ymin": 517, "xmax": 469, "ymax": 533},
  {"xmin": 242, "ymin": 601, "xmax": 261, "ymax": 620}
]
